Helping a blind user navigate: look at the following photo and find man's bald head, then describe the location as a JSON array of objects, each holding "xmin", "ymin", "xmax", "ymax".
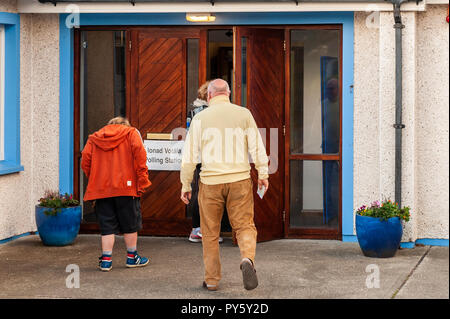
[{"xmin": 207, "ymin": 79, "xmax": 231, "ymax": 101}]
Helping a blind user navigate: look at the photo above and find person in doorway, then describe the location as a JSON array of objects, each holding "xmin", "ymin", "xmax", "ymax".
[
  {"xmin": 81, "ymin": 116, "xmax": 152, "ymax": 272},
  {"xmin": 323, "ymin": 77, "xmax": 339, "ymax": 153},
  {"xmin": 180, "ymin": 79, "xmax": 269, "ymax": 291},
  {"xmin": 186, "ymin": 81, "xmax": 224, "ymax": 244}
]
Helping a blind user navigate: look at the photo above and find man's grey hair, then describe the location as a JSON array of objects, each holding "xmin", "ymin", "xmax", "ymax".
[{"xmin": 207, "ymin": 79, "xmax": 231, "ymax": 95}]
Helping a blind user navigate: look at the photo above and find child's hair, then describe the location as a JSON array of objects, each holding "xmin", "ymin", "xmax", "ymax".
[
  {"xmin": 108, "ymin": 116, "xmax": 131, "ymax": 126},
  {"xmin": 197, "ymin": 81, "xmax": 210, "ymax": 101}
]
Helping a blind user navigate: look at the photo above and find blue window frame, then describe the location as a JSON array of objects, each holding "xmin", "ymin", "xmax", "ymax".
[{"xmin": 0, "ymin": 12, "xmax": 23, "ymax": 175}]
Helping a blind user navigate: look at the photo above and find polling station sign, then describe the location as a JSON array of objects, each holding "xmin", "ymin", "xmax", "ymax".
[{"xmin": 144, "ymin": 140, "xmax": 184, "ymax": 171}]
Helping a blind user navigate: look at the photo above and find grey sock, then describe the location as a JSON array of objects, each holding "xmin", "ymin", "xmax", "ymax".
[
  {"xmin": 102, "ymin": 251, "xmax": 112, "ymax": 256},
  {"xmin": 127, "ymin": 246, "xmax": 136, "ymax": 253}
]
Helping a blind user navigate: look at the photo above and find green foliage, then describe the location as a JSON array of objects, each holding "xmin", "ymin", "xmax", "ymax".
[
  {"xmin": 356, "ymin": 199, "xmax": 410, "ymax": 222},
  {"xmin": 38, "ymin": 190, "xmax": 80, "ymax": 216}
]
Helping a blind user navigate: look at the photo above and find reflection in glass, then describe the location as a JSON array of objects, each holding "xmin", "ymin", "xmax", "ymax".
[
  {"xmin": 290, "ymin": 160, "xmax": 339, "ymax": 229},
  {"xmin": 241, "ymin": 37, "xmax": 247, "ymax": 107},
  {"xmin": 290, "ymin": 29, "xmax": 340, "ymax": 154},
  {"xmin": 187, "ymin": 38, "xmax": 199, "ymax": 115}
]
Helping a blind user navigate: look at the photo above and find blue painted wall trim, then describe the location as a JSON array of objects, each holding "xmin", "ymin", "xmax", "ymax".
[
  {"xmin": 0, "ymin": 12, "xmax": 23, "ymax": 176},
  {"xmin": 0, "ymin": 232, "xmax": 36, "ymax": 245},
  {"xmin": 416, "ymin": 238, "xmax": 449, "ymax": 247},
  {"xmin": 75, "ymin": 11, "xmax": 353, "ymax": 26},
  {"xmin": 59, "ymin": 14, "xmax": 74, "ymax": 194},
  {"xmin": 59, "ymin": 12, "xmax": 354, "ymax": 237},
  {"xmin": 340, "ymin": 15, "xmax": 354, "ymax": 239},
  {"xmin": 342, "ymin": 235, "xmax": 358, "ymax": 243},
  {"xmin": 400, "ymin": 242, "xmax": 416, "ymax": 249},
  {"xmin": 345, "ymin": 235, "xmax": 449, "ymax": 248}
]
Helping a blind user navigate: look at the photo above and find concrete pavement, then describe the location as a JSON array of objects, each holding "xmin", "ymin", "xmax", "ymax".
[{"xmin": 0, "ymin": 234, "xmax": 448, "ymax": 299}]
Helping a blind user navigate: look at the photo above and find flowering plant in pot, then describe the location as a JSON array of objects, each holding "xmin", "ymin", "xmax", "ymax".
[
  {"xmin": 35, "ymin": 191, "xmax": 82, "ymax": 246},
  {"xmin": 355, "ymin": 199, "xmax": 410, "ymax": 258}
]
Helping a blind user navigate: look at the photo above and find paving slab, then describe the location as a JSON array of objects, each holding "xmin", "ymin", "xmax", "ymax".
[
  {"xmin": 0, "ymin": 234, "xmax": 447, "ymax": 299},
  {"xmin": 395, "ymin": 246, "xmax": 449, "ymax": 299}
]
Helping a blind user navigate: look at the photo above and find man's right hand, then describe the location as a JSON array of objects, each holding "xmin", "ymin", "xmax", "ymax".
[{"xmin": 257, "ymin": 179, "xmax": 269, "ymax": 196}]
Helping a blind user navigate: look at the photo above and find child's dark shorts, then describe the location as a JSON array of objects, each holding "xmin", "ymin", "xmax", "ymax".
[{"xmin": 95, "ymin": 196, "xmax": 142, "ymax": 235}]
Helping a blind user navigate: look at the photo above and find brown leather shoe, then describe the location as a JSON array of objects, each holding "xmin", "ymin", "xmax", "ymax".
[
  {"xmin": 240, "ymin": 258, "xmax": 258, "ymax": 290},
  {"xmin": 202, "ymin": 281, "xmax": 218, "ymax": 291}
]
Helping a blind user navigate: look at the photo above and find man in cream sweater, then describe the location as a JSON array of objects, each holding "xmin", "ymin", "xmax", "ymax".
[{"xmin": 180, "ymin": 79, "xmax": 269, "ymax": 291}]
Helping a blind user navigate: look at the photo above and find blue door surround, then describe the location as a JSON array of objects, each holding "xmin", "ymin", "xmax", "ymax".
[{"xmin": 59, "ymin": 11, "xmax": 355, "ymax": 240}]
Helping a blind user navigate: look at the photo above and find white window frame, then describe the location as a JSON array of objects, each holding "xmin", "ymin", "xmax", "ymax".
[{"xmin": 0, "ymin": 24, "xmax": 5, "ymax": 161}]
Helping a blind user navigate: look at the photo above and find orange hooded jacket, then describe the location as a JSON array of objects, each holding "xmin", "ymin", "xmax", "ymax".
[{"xmin": 81, "ymin": 124, "xmax": 151, "ymax": 201}]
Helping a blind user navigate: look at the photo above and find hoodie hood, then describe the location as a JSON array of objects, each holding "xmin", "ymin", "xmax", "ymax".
[
  {"xmin": 192, "ymin": 98, "xmax": 208, "ymax": 108},
  {"xmin": 89, "ymin": 124, "xmax": 135, "ymax": 151}
]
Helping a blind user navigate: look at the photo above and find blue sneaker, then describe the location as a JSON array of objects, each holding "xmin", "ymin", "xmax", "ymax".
[
  {"xmin": 98, "ymin": 254, "xmax": 112, "ymax": 272},
  {"xmin": 126, "ymin": 251, "xmax": 150, "ymax": 268}
]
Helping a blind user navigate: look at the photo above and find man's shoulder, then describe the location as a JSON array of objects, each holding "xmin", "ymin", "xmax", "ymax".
[
  {"xmin": 226, "ymin": 102, "xmax": 252, "ymax": 116},
  {"xmin": 195, "ymin": 101, "xmax": 252, "ymax": 120},
  {"xmin": 192, "ymin": 109, "xmax": 208, "ymax": 121},
  {"xmin": 232, "ymin": 105, "xmax": 254, "ymax": 122}
]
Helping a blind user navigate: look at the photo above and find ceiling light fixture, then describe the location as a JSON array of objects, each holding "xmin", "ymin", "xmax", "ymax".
[{"xmin": 186, "ymin": 13, "xmax": 216, "ymax": 22}]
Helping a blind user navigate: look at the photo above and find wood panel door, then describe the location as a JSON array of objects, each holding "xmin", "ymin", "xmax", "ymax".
[
  {"xmin": 130, "ymin": 28, "xmax": 199, "ymax": 236},
  {"xmin": 235, "ymin": 27, "xmax": 285, "ymax": 242}
]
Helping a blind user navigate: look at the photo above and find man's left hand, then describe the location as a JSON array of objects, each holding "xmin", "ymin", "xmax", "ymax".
[{"xmin": 180, "ymin": 190, "xmax": 192, "ymax": 205}]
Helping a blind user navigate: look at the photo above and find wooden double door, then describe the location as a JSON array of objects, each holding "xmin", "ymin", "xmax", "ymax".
[
  {"xmin": 130, "ymin": 27, "xmax": 284, "ymax": 241},
  {"xmin": 75, "ymin": 25, "xmax": 343, "ymax": 241}
]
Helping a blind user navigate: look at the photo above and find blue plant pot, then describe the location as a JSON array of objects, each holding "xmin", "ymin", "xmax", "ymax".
[
  {"xmin": 355, "ymin": 214, "xmax": 403, "ymax": 258},
  {"xmin": 35, "ymin": 205, "xmax": 82, "ymax": 246}
]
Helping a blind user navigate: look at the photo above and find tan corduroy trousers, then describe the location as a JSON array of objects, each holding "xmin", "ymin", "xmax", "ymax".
[{"xmin": 198, "ymin": 178, "xmax": 257, "ymax": 286}]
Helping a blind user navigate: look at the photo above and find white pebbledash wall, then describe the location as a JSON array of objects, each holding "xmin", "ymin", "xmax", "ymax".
[
  {"xmin": 0, "ymin": 1, "xmax": 448, "ymax": 242},
  {"xmin": 0, "ymin": 0, "xmax": 15, "ymax": 13},
  {"xmin": 415, "ymin": 5, "xmax": 449, "ymax": 240},
  {"xmin": 354, "ymin": 5, "xmax": 449, "ymax": 242},
  {"xmin": 0, "ymin": 0, "xmax": 60, "ymax": 240}
]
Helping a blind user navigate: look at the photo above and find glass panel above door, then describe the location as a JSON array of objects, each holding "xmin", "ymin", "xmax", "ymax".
[
  {"xmin": 207, "ymin": 29, "xmax": 233, "ymax": 100},
  {"xmin": 290, "ymin": 29, "xmax": 341, "ymax": 155}
]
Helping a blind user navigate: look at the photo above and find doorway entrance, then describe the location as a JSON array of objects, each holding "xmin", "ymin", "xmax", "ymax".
[{"xmin": 73, "ymin": 25, "xmax": 343, "ymax": 241}]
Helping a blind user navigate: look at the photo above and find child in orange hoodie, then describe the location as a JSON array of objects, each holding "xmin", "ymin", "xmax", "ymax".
[{"xmin": 81, "ymin": 117, "xmax": 151, "ymax": 271}]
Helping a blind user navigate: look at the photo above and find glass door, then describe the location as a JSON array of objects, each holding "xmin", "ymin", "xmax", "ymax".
[
  {"xmin": 286, "ymin": 27, "xmax": 342, "ymax": 239},
  {"xmin": 74, "ymin": 29, "xmax": 128, "ymax": 227}
]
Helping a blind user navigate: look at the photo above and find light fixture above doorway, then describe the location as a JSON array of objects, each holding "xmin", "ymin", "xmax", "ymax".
[{"xmin": 186, "ymin": 13, "xmax": 216, "ymax": 22}]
